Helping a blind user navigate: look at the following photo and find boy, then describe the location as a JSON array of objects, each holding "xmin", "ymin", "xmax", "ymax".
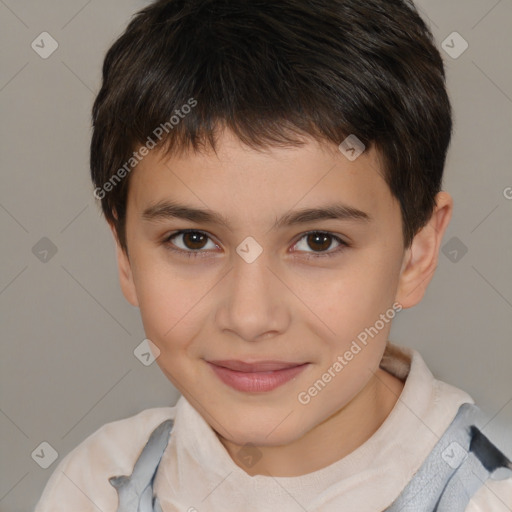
[{"xmin": 35, "ymin": 0, "xmax": 512, "ymax": 510}]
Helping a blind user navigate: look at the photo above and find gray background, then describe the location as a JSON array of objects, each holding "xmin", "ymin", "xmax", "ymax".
[{"xmin": 1, "ymin": 1, "xmax": 511, "ymax": 511}]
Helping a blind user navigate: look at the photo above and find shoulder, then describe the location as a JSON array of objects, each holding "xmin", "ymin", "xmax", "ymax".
[
  {"xmin": 465, "ymin": 477, "xmax": 512, "ymax": 511},
  {"xmin": 35, "ymin": 406, "xmax": 175, "ymax": 512}
]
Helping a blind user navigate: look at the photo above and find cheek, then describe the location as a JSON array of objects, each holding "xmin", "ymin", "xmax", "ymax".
[
  {"xmin": 299, "ymin": 251, "xmax": 400, "ymax": 384},
  {"xmin": 306, "ymin": 257, "xmax": 398, "ymax": 335},
  {"xmin": 131, "ymin": 258, "xmax": 204, "ymax": 351},
  {"xmin": 298, "ymin": 267, "xmax": 395, "ymax": 411}
]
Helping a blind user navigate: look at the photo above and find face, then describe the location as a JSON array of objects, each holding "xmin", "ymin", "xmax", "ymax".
[{"xmin": 116, "ymin": 128, "xmax": 409, "ymax": 447}]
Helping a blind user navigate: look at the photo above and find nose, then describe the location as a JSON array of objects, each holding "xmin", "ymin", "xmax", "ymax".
[{"xmin": 215, "ymin": 251, "xmax": 290, "ymax": 342}]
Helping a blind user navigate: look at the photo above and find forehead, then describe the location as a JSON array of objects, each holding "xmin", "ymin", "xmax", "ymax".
[{"xmin": 127, "ymin": 130, "xmax": 399, "ymax": 230}]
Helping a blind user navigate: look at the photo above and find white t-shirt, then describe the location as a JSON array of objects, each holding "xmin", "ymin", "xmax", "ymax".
[{"xmin": 35, "ymin": 343, "xmax": 512, "ymax": 511}]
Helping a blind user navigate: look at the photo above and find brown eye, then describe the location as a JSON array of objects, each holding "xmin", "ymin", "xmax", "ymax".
[
  {"xmin": 306, "ymin": 232, "xmax": 332, "ymax": 252},
  {"xmin": 164, "ymin": 230, "xmax": 217, "ymax": 257},
  {"xmin": 181, "ymin": 231, "xmax": 208, "ymax": 250},
  {"xmin": 293, "ymin": 231, "xmax": 348, "ymax": 258}
]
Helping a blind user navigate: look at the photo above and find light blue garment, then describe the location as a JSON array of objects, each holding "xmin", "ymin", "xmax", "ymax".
[
  {"xmin": 109, "ymin": 403, "xmax": 512, "ymax": 511},
  {"xmin": 385, "ymin": 403, "xmax": 512, "ymax": 511},
  {"xmin": 109, "ymin": 419, "xmax": 173, "ymax": 512}
]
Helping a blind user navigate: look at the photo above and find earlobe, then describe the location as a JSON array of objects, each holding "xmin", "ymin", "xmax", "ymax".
[
  {"xmin": 110, "ymin": 224, "xmax": 139, "ymax": 307},
  {"xmin": 395, "ymin": 191, "xmax": 453, "ymax": 309}
]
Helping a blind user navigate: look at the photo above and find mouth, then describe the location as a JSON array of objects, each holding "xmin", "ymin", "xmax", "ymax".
[
  {"xmin": 208, "ymin": 359, "xmax": 306, "ymax": 372},
  {"xmin": 206, "ymin": 360, "xmax": 310, "ymax": 392}
]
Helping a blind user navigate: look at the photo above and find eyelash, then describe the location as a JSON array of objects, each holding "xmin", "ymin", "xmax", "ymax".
[{"xmin": 162, "ymin": 229, "xmax": 349, "ymax": 260}]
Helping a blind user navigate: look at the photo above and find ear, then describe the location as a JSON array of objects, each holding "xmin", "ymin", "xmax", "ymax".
[
  {"xmin": 109, "ymin": 223, "xmax": 139, "ymax": 307},
  {"xmin": 395, "ymin": 191, "xmax": 453, "ymax": 309}
]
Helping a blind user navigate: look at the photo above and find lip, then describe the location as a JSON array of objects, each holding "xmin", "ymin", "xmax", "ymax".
[
  {"xmin": 206, "ymin": 360, "xmax": 309, "ymax": 392},
  {"xmin": 208, "ymin": 359, "xmax": 305, "ymax": 372}
]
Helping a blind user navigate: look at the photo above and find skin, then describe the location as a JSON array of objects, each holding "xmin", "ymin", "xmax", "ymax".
[{"xmin": 111, "ymin": 127, "xmax": 453, "ymax": 477}]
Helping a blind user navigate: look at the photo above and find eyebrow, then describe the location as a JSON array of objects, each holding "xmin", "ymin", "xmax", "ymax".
[{"xmin": 141, "ymin": 200, "xmax": 372, "ymax": 230}]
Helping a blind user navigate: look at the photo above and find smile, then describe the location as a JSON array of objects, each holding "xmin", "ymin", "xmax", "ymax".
[{"xmin": 206, "ymin": 361, "xmax": 310, "ymax": 392}]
